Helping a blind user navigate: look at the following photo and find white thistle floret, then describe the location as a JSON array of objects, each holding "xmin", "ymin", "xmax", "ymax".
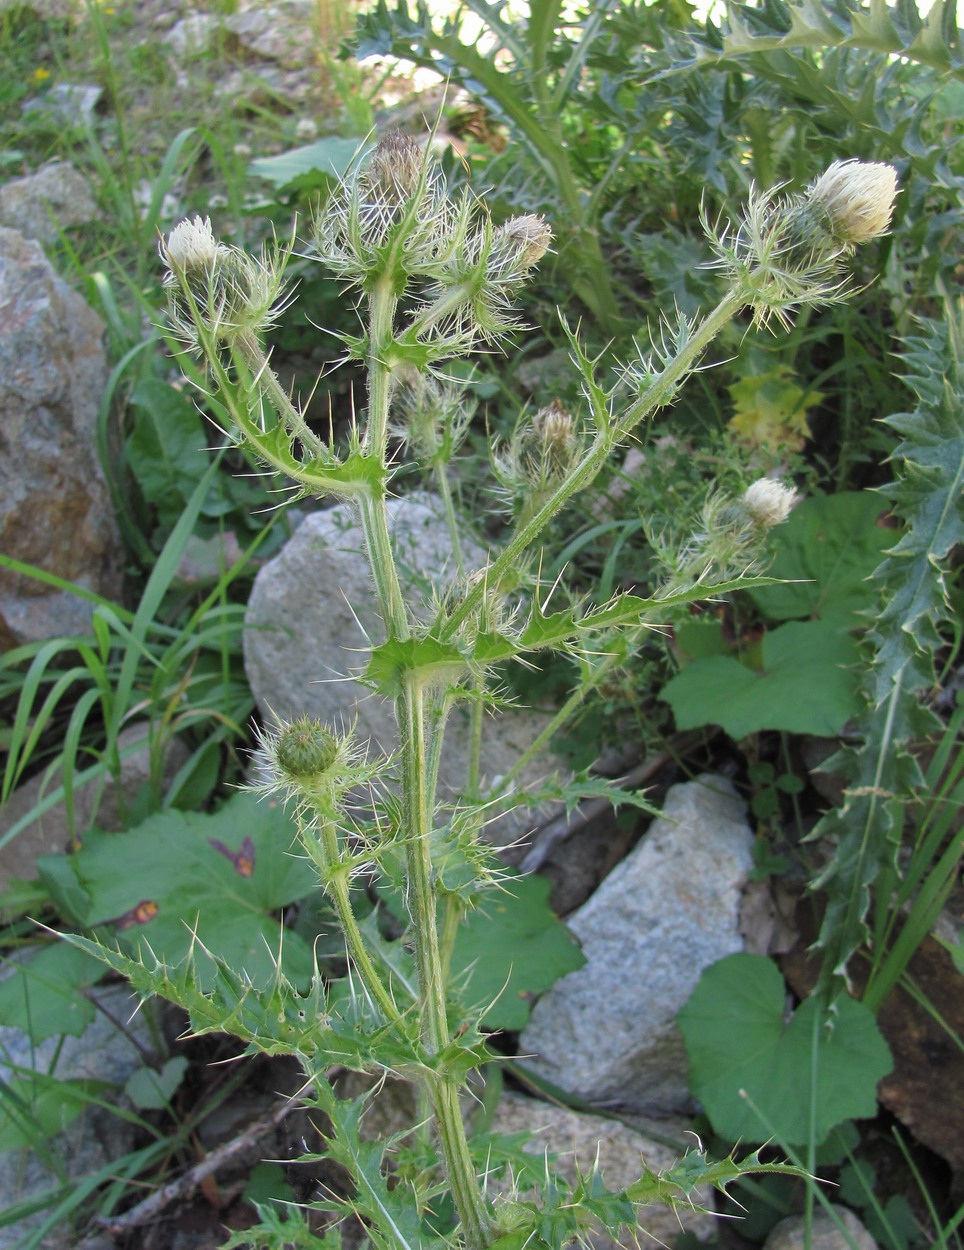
[
  {"xmin": 162, "ymin": 215, "xmax": 220, "ymax": 273},
  {"xmin": 808, "ymin": 159, "xmax": 898, "ymax": 245},
  {"xmin": 743, "ymin": 478, "xmax": 799, "ymax": 528}
]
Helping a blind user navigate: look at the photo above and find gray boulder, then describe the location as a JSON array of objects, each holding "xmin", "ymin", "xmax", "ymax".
[
  {"xmin": 0, "ymin": 983, "xmax": 157, "ymax": 1250},
  {"xmin": 0, "ymin": 228, "xmax": 122, "ymax": 648},
  {"xmin": 764, "ymin": 1208, "xmax": 878, "ymax": 1250},
  {"xmin": 519, "ymin": 776, "xmax": 754, "ymax": 1114},
  {"xmin": 0, "ymin": 161, "xmax": 99, "ymax": 244},
  {"xmin": 243, "ymin": 495, "xmax": 560, "ymax": 852}
]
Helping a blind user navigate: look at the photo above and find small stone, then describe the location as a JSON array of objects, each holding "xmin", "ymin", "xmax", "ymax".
[
  {"xmin": 224, "ymin": 2, "xmax": 316, "ymax": 68},
  {"xmin": 0, "ymin": 160, "xmax": 100, "ymax": 244},
  {"xmin": 764, "ymin": 1208, "xmax": 878, "ymax": 1250},
  {"xmin": 22, "ymin": 82, "xmax": 102, "ymax": 129},
  {"xmin": 164, "ymin": 12, "xmax": 220, "ymax": 57},
  {"xmin": 519, "ymin": 775, "xmax": 754, "ymax": 1113}
]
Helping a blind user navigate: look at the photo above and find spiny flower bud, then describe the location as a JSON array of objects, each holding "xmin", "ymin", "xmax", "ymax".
[
  {"xmin": 248, "ymin": 713, "xmax": 369, "ymax": 816},
  {"xmin": 807, "ymin": 159, "xmax": 898, "ymax": 245},
  {"xmin": 743, "ymin": 478, "xmax": 799, "ymax": 528},
  {"xmin": 275, "ymin": 717, "xmax": 340, "ymax": 779}
]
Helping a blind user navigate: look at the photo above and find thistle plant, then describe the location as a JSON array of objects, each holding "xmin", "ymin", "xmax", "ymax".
[{"xmin": 73, "ymin": 137, "xmax": 896, "ymax": 1248}]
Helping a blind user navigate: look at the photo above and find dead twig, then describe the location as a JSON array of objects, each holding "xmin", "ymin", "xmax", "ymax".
[{"xmin": 92, "ymin": 1091, "xmax": 303, "ymax": 1235}]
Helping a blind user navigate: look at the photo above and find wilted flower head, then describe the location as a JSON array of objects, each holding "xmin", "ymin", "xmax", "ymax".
[
  {"xmin": 488, "ymin": 214, "xmax": 552, "ymax": 278},
  {"xmin": 492, "ymin": 399, "xmax": 581, "ymax": 523},
  {"xmin": 743, "ymin": 477, "xmax": 799, "ymax": 528},
  {"xmin": 808, "ymin": 159, "xmax": 898, "ymax": 245},
  {"xmin": 366, "ymin": 129, "xmax": 424, "ymax": 203}
]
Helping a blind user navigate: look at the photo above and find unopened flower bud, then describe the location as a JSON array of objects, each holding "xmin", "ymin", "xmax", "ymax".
[
  {"xmin": 249, "ymin": 713, "xmax": 367, "ymax": 816},
  {"xmin": 743, "ymin": 478, "xmax": 799, "ymax": 528},
  {"xmin": 807, "ymin": 159, "xmax": 898, "ymax": 245},
  {"xmin": 161, "ymin": 215, "xmax": 220, "ymax": 274},
  {"xmin": 276, "ymin": 717, "xmax": 340, "ymax": 780}
]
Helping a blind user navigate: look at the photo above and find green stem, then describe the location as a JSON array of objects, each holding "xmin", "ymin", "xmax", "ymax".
[
  {"xmin": 302, "ymin": 812, "xmax": 401, "ymax": 1024},
  {"xmin": 440, "ymin": 290, "xmax": 744, "ymax": 644},
  {"xmin": 434, "ymin": 461, "xmax": 465, "ymax": 579},
  {"xmin": 399, "ymin": 678, "xmax": 492, "ymax": 1250},
  {"xmin": 234, "ymin": 330, "xmax": 326, "ymax": 458},
  {"xmin": 366, "ymin": 275, "xmax": 400, "ymax": 455}
]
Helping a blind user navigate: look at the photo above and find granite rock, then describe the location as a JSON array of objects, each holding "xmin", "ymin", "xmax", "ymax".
[
  {"xmin": 519, "ymin": 775, "xmax": 754, "ymax": 1113},
  {"xmin": 0, "ymin": 161, "xmax": 99, "ymax": 244},
  {"xmin": 0, "ymin": 228, "xmax": 122, "ymax": 648}
]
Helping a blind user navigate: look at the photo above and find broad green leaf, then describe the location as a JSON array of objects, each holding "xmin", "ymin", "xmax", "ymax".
[
  {"xmin": 38, "ymin": 793, "xmax": 319, "ymax": 989},
  {"xmin": 661, "ymin": 620, "xmax": 861, "ymax": 738},
  {"xmin": 123, "ymin": 1056, "xmax": 189, "ymax": 1110},
  {"xmin": 678, "ymin": 954, "xmax": 892, "ymax": 1146},
  {"xmin": 248, "ymin": 137, "xmax": 364, "ymax": 192},
  {"xmin": 0, "ymin": 944, "xmax": 104, "ymax": 1042},
  {"xmin": 747, "ymin": 492, "xmax": 892, "ymax": 624},
  {"xmin": 451, "ymin": 873, "xmax": 584, "ymax": 1031},
  {"xmin": 127, "ymin": 380, "xmax": 210, "ymax": 527}
]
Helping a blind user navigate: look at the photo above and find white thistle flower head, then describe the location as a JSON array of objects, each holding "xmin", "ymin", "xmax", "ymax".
[
  {"xmin": 808, "ymin": 159, "xmax": 898, "ymax": 245},
  {"xmin": 161, "ymin": 215, "xmax": 220, "ymax": 274},
  {"xmin": 743, "ymin": 478, "xmax": 800, "ymax": 528}
]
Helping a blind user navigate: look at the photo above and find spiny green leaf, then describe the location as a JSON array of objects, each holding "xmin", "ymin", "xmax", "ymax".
[
  {"xmin": 363, "ymin": 636, "xmax": 466, "ymax": 698},
  {"xmin": 810, "ymin": 304, "xmax": 964, "ymax": 999}
]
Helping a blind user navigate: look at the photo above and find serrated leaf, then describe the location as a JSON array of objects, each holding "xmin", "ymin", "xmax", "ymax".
[
  {"xmin": 678, "ymin": 954, "xmax": 892, "ymax": 1145},
  {"xmin": 363, "ymin": 635, "xmax": 466, "ymax": 698},
  {"xmin": 661, "ymin": 620, "xmax": 860, "ymax": 738}
]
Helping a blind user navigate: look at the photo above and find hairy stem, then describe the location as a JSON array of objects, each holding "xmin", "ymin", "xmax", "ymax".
[
  {"xmin": 441, "ymin": 290, "xmax": 744, "ymax": 642},
  {"xmin": 303, "ymin": 812, "xmax": 401, "ymax": 1023},
  {"xmin": 399, "ymin": 678, "xmax": 492, "ymax": 1249}
]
